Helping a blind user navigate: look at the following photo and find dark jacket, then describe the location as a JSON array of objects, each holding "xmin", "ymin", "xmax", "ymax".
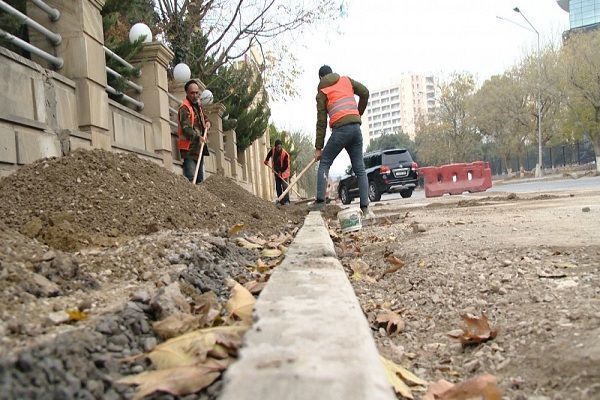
[
  {"xmin": 178, "ymin": 101, "xmax": 209, "ymax": 158},
  {"xmin": 264, "ymin": 148, "xmax": 290, "ymax": 175},
  {"xmin": 315, "ymin": 73, "xmax": 369, "ymax": 149}
]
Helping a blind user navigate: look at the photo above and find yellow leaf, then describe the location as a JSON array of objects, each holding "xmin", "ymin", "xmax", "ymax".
[
  {"xmin": 236, "ymin": 237, "xmax": 262, "ymax": 249},
  {"xmin": 380, "ymin": 356, "xmax": 427, "ymax": 398},
  {"xmin": 225, "ymin": 280, "xmax": 256, "ymax": 323},
  {"xmin": 381, "ymin": 356, "xmax": 414, "ymax": 399},
  {"xmin": 119, "ymin": 365, "xmax": 221, "ymax": 400},
  {"xmin": 228, "ymin": 223, "xmax": 244, "ymax": 237},
  {"xmin": 261, "ymin": 248, "xmax": 282, "ymax": 258},
  {"xmin": 66, "ymin": 309, "xmax": 88, "ymax": 321},
  {"xmin": 147, "ymin": 326, "xmax": 247, "ymax": 370},
  {"xmin": 148, "ymin": 330, "xmax": 217, "ymax": 369}
]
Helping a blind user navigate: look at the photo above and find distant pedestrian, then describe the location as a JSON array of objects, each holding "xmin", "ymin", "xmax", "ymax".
[
  {"xmin": 311, "ymin": 65, "xmax": 373, "ymax": 218},
  {"xmin": 177, "ymin": 80, "xmax": 211, "ymax": 183},
  {"xmin": 264, "ymin": 139, "xmax": 291, "ymax": 204}
]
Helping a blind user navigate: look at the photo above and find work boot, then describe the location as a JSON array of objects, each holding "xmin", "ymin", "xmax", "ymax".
[
  {"xmin": 361, "ymin": 206, "xmax": 375, "ymax": 220},
  {"xmin": 309, "ymin": 200, "xmax": 325, "ymax": 212}
]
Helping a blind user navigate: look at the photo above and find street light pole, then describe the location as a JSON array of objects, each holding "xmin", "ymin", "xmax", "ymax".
[{"xmin": 513, "ymin": 7, "xmax": 543, "ymax": 177}]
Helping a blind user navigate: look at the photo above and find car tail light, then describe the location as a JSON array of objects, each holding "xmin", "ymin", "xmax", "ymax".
[
  {"xmin": 411, "ymin": 162, "xmax": 418, "ymax": 171},
  {"xmin": 380, "ymin": 166, "xmax": 391, "ymax": 174}
]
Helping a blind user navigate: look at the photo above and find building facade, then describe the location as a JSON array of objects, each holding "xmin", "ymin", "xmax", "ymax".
[
  {"xmin": 363, "ymin": 74, "xmax": 436, "ymax": 146},
  {"xmin": 558, "ymin": 0, "xmax": 600, "ymax": 31}
]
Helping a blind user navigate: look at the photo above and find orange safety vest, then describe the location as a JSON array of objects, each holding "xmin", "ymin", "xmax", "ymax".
[
  {"xmin": 269, "ymin": 148, "xmax": 291, "ymax": 179},
  {"xmin": 320, "ymin": 76, "xmax": 359, "ymax": 127},
  {"xmin": 177, "ymin": 98, "xmax": 207, "ymax": 151}
]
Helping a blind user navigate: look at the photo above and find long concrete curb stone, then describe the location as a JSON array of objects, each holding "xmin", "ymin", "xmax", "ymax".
[{"xmin": 219, "ymin": 212, "xmax": 395, "ymax": 400}]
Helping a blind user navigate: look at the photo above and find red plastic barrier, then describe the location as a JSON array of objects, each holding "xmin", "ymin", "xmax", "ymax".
[{"xmin": 418, "ymin": 161, "xmax": 492, "ymax": 198}]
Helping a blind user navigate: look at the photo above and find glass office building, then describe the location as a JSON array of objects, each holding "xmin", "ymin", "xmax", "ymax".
[{"xmin": 559, "ymin": 0, "xmax": 600, "ymax": 30}]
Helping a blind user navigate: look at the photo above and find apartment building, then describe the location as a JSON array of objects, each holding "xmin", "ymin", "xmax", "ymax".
[
  {"xmin": 558, "ymin": 0, "xmax": 600, "ymax": 31},
  {"xmin": 363, "ymin": 74, "xmax": 437, "ymax": 146}
]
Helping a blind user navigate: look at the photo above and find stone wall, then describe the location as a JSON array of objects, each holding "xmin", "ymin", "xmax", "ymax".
[{"xmin": 0, "ymin": 0, "xmax": 275, "ymax": 200}]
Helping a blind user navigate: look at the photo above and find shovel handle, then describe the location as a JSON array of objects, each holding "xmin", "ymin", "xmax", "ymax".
[
  {"xmin": 265, "ymin": 163, "xmax": 303, "ymax": 198},
  {"xmin": 192, "ymin": 129, "xmax": 208, "ymax": 185},
  {"xmin": 276, "ymin": 158, "xmax": 316, "ymax": 203}
]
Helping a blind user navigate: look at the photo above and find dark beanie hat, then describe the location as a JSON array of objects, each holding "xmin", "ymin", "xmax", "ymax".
[
  {"xmin": 274, "ymin": 139, "xmax": 282, "ymax": 146},
  {"xmin": 318, "ymin": 65, "xmax": 332, "ymax": 78}
]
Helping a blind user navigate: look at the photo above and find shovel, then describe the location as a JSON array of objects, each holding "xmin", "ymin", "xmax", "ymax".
[
  {"xmin": 192, "ymin": 127, "xmax": 208, "ymax": 185},
  {"xmin": 265, "ymin": 163, "xmax": 303, "ymax": 199},
  {"xmin": 275, "ymin": 158, "xmax": 317, "ymax": 204}
]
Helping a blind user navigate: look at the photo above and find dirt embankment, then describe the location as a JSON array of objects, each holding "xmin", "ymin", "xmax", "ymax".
[
  {"xmin": 0, "ymin": 149, "xmax": 304, "ymax": 252},
  {"xmin": 0, "ymin": 149, "xmax": 306, "ymax": 399}
]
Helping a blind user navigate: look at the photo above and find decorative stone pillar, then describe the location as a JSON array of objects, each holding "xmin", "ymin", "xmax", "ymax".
[
  {"xmin": 131, "ymin": 42, "xmax": 174, "ymax": 167},
  {"xmin": 28, "ymin": 0, "xmax": 110, "ymax": 149},
  {"xmin": 259, "ymin": 133, "xmax": 273, "ymax": 200},
  {"xmin": 223, "ymin": 130, "xmax": 238, "ymax": 178},
  {"xmin": 204, "ymin": 103, "xmax": 226, "ymax": 175}
]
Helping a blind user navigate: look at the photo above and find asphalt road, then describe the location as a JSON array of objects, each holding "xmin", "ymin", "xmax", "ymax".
[
  {"xmin": 489, "ymin": 175, "xmax": 600, "ymax": 193},
  {"xmin": 364, "ymin": 175, "xmax": 600, "ymax": 205}
]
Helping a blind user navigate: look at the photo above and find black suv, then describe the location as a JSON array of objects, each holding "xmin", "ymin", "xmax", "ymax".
[{"xmin": 338, "ymin": 148, "xmax": 418, "ymax": 204}]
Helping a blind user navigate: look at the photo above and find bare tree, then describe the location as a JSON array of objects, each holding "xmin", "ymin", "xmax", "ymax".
[{"xmin": 155, "ymin": 0, "xmax": 341, "ymax": 77}]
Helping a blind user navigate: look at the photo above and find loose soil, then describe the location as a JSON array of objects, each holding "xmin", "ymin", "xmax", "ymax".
[
  {"xmin": 0, "ymin": 149, "xmax": 303, "ymax": 252},
  {"xmin": 335, "ymin": 191, "xmax": 600, "ymax": 399},
  {"xmin": 0, "ymin": 149, "xmax": 306, "ymax": 399}
]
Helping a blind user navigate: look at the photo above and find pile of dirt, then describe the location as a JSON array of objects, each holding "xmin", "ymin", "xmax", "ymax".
[
  {"xmin": 0, "ymin": 222, "xmax": 98, "ymax": 318},
  {"xmin": 0, "ymin": 149, "xmax": 304, "ymax": 251}
]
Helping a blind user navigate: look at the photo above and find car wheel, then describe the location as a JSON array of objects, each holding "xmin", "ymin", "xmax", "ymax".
[
  {"xmin": 339, "ymin": 185, "xmax": 351, "ymax": 205},
  {"xmin": 400, "ymin": 188, "xmax": 413, "ymax": 198},
  {"xmin": 368, "ymin": 181, "xmax": 381, "ymax": 202}
]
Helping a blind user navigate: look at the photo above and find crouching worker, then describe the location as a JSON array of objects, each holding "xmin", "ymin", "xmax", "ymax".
[{"xmin": 178, "ymin": 80, "xmax": 211, "ymax": 183}]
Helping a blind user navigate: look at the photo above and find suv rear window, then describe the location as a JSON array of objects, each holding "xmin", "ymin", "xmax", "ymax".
[{"xmin": 382, "ymin": 150, "xmax": 412, "ymax": 165}]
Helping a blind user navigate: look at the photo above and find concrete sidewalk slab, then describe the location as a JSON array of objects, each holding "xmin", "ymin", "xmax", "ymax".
[{"xmin": 219, "ymin": 212, "xmax": 395, "ymax": 400}]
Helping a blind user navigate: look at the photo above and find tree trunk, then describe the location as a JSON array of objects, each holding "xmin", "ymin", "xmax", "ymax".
[{"xmin": 592, "ymin": 134, "xmax": 600, "ymax": 174}]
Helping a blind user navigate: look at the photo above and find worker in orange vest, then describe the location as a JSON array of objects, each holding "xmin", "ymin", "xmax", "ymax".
[
  {"xmin": 178, "ymin": 80, "xmax": 211, "ymax": 183},
  {"xmin": 264, "ymin": 139, "xmax": 291, "ymax": 205},
  {"xmin": 311, "ymin": 65, "xmax": 373, "ymax": 218}
]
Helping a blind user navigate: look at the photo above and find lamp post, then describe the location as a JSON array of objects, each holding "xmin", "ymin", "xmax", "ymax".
[{"xmin": 513, "ymin": 7, "xmax": 543, "ymax": 177}]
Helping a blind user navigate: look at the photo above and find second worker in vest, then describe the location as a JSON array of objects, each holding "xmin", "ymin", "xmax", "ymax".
[
  {"xmin": 177, "ymin": 80, "xmax": 212, "ymax": 184},
  {"xmin": 264, "ymin": 139, "xmax": 291, "ymax": 205},
  {"xmin": 312, "ymin": 65, "xmax": 374, "ymax": 218}
]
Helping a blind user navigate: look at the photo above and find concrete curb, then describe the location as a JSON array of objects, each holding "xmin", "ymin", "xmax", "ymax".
[{"xmin": 219, "ymin": 212, "xmax": 395, "ymax": 400}]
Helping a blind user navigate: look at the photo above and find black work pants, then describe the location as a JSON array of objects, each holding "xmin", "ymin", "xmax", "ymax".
[{"xmin": 275, "ymin": 175, "xmax": 290, "ymax": 204}]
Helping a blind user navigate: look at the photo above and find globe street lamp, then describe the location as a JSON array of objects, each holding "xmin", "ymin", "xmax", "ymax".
[{"xmin": 513, "ymin": 7, "xmax": 543, "ymax": 177}]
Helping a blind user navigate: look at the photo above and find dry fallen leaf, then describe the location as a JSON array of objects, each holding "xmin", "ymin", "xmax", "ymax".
[
  {"xmin": 423, "ymin": 374, "xmax": 501, "ymax": 400},
  {"xmin": 260, "ymin": 248, "xmax": 283, "ymax": 258},
  {"xmin": 380, "ymin": 255, "xmax": 405, "ymax": 279},
  {"xmin": 192, "ymin": 291, "xmax": 221, "ymax": 326},
  {"xmin": 244, "ymin": 280, "xmax": 267, "ymax": 294},
  {"xmin": 119, "ymin": 363, "xmax": 222, "ymax": 400},
  {"xmin": 376, "ymin": 310, "xmax": 405, "ymax": 335},
  {"xmin": 235, "ymin": 237, "xmax": 262, "ymax": 249},
  {"xmin": 225, "ymin": 280, "xmax": 256, "ymax": 323},
  {"xmin": 245, "ymin": 236, "xmax": 267, "ymax": 246},
  {"xmin": 448, "ymin": 314, "xmax": 497, "ymax": 347},
  {"xmin": 380, "ymin": 356, "xmax": 427, "ymax": 399},
  {"xmin": 153, "ymin": 313, "xmax": 202, "ymax": 339},
  {"xmin": 349, "ymin": 260, "xmax": 377, "ymax": 283},
  {"xmin": 66, "ymin": 309, "xmax": 88, "ymax": 321},
  {"xmin": 148, "ymin": 326, "xmax": 247, "ymax": 370},
  {"xmin": 227, "ymin": 223, "xmax": 244, "ymax": 237}
]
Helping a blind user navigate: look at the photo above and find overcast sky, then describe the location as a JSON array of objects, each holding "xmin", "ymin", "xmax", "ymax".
[{"xmin": 269, "ymin": 0, "xmax": 569, "ymax": 174}]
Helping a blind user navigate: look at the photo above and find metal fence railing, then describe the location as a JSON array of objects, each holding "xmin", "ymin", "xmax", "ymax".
[
  {"xmin": 103, "ymin": 45, "xmax": 144, "ymax": 111},
  {"xmin": 0, "ymin": 0, "xmax": 63, "ymax": 68}
]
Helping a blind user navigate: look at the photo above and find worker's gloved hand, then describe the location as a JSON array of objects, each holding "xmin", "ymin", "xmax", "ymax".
[{"xmin": 263, "ymin": 160, "xmax": 268, "ymax": 166}]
